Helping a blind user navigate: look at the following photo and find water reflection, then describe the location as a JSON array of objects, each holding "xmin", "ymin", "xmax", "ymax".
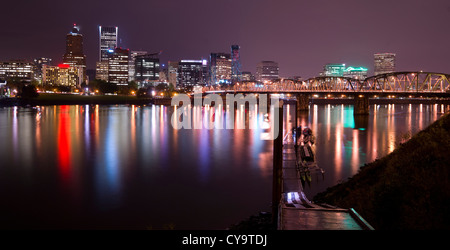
[
  {"xmin": 0, "ymin": 103, "xmax": 447, "ymax": 229},
  {"xmin": 287, "ymin": 103, "xmax": 449, "ymax": 197}
]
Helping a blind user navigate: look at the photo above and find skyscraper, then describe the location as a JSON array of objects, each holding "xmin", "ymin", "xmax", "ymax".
[
  {"xmin": 34, "ymin": 57, "xmax": 52, "ymax": 83},
  {"xmin": 321, "ymin": 64, "xmax": 346, "ymax": 77},
  {"xmin": 374, "ymin": 53, "xmax": 396, "ymax": 76},
  {"xmin": 255, "ymin": 61, "xmax": 279, "ymax": 82},
  {"xmin": 178, "ymin": 60, "xmax": 204, "ymax": 88},
  {"xmin": 108, "ymin": 47, "xmax": 129, "ymax": 85},
  {"xmin": 231, "ymin": 45, "xmax": 242, "ymax": 83},
  {"xmin": 134, "ymin": 53, "xmax": 160, "ymax": 87},
  {"xmin": 99, "ymin": 26, "xmax": 118, "ymax": 62},
  {"xmin": 62, "ymin": 24, "xmax": 86, "ymax": 82},
  {"xmin": 210, "ymin": 53, "xmax": 231, "ymax": 85},
  {"xmin": 129, "ymin": 50, "xmax": 148, "ymax": 82},
  {"xmin": 95, "ymin": 61, "xmax": 109, "ymax": 81}
]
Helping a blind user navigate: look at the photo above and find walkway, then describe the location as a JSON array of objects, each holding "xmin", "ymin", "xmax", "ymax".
[{"xmin": 278, "ymin": 134, "xmax": 374, "ymax": 230}]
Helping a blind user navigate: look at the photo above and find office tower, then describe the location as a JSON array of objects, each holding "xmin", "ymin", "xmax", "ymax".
[
  {"xmin": 95, "ymin": 61, "xmax": 109, "ymax": 81},
  {"xmin": 108, "ymin": 47, "xmax": 129, "ymax": 85},
  {"xmin": 343, "ymin": 66, "xmax": 368, "ymax": 80},
  {"xmin": 177, "ymin": 60, "xmax": 204, "ymax": 88},
  {"xmin": 321, "ymin": 63, "xmax": 346, "ymax": 77},
  {"xmin": 42, "ymin": 64, "xmax": 83, "ymax": 87},
  {"xmin": 33, "ymin": 57, "xmax": 52, "ymax": 83},
  {"xmin": 374, "ymin": 53, "xmax": 395, "ymax": 75},
  {"xmin": 0, "ymin": 60, "xmax": 35, "ymax": 82},
  {"xmin": 210, "ymin": 53, "xmax": 232, "ymax": 85},
  {"xmin": 168, "ymin": 61, "xmax": 179, "ymax": 88},
  {"xmin": 99, "ymin": 26, "xmax": 118, "ymax": 62},
  {"xmin": 231, "ymin": 45, "xmax": 242, "ymax": 83},
  {"xmin": 241, "ymin": 71, "xmax": 254, "ymax": 81},
  {"xmin": 201, "ymin": 59, "xmax": 209, "ymax": 85},
  {"xmin": 62, "ymin": 24, "xmax": 87, "ymax": 83},
  {"xmin": 255, "ymin": 61, "xmax": 279, "ymax": 82},
  {"xmin": 134, "ymin": 53, "xmax": 160, "ymax": 87},
  {"xmin": 129, "ymin": 50, "xmax": 148, "ymax": 82}
]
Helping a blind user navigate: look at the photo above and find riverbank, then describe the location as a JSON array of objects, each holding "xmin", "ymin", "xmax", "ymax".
[{"xmin": 313, "ymin": 111, "xmax": 450, "ymax": 229}]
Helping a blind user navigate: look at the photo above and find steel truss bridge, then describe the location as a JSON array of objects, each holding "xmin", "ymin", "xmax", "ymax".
[{"xmin": 204, "ymin": 72, "xmax": 450, "ymax": 96}]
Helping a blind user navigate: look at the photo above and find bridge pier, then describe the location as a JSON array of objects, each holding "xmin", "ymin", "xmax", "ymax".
[
  {"xmin": 296, "ymin": 94, "xmax": 309, "ymax": 112},
  {"xmin": 354, "ymin": 94, "xmax": 369, "ymax": 115}
]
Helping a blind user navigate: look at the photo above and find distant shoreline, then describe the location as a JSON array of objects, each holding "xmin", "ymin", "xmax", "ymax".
[{"xmin": 1, "ymin": 94, "xmax": 450, "ymax": 107}]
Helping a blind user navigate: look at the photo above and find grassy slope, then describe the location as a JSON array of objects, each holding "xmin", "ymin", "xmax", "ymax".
[{"xmin": 313, "ymin": 112, "xmax": 450, "ymax": 229}]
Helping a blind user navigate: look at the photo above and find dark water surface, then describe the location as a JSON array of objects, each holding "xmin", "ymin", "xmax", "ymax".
[{"xmin": 0, "ymin": 103, "xmax": 447, "ymax": 229}]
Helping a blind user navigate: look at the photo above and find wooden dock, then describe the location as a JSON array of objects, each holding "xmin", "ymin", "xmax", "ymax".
[{"xmin": 277, "ymin": 134, "xmax": 374, "ymax": 230}]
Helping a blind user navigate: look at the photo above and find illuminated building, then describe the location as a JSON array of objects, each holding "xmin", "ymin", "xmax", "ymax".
[
  {"xmin": 374, "ymin": 53, "xmax": 395, "ymax": 75},
  {"xmin": 134, "ymin": 53, "xmax": 160, "ymax": 87},
  {"xmin": 168, "ymin": 61, "xmax": 179, "ymax": 88},
  {"xmin": 108, "ymin": 47, "xmax": 129, "ymax": 85},
  {"xmin": 321, "ymin": 63, "xmax": 345, "ymax": 77},
  {"xmin": 256, "ymin": 61, "xmax": 279, "ymax": 82},
  {"xmin": 0, "ymin": 60, "xmax": 35, "ymax": 83},
  {"xmin": 62, "ymin": 24, "xmax": 86, "ymax": 83},
  {"xmin": 210, "ymin": 53, "xmax": 231, "ymax": 84},
  {"xmin": 178, "ymin": 60, "xmax": 204, "ymax": 88},
  {"xmin": 99, "ymin": 26, "xmax": 118, "ymax": 62},
  {"xmin": 34, "ymin": 57, "xmax": 52, "ymax": 82},
  {"xmin": 344, "ymin": 66, "xmax": 368, "ymax": 80},
  {"xmin": 129, "ymin": 50, "xmax": 147, "ymax": 82},
  {"xmin": 231, "ymin": 45, "xmax": 242, "ymax": 83},
  {"xmin": 95, "ymin": 61, "xmax": 109, "ymax": 81},
  {"xmin": 241, "ymin": 71, "xmax": 254, "ymax": 81},
  {"xmin": 42, "ymin": 64, "xmax": 83, "ymax": 87}
]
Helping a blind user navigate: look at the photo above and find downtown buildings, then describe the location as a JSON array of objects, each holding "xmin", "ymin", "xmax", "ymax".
[
  {"xmin": 255, "ymin": 61, "xmax": 279, "ymax": 82},
  {"xmin": 0, "ymin": 60, "xmax": 35, "ymax": 83},
  {"xmin": 374, "ymin": 53, "xmax": 396, "ymax": 75},
  {"xmin": 177, "ymin": 60, "xmax": 206, "ymax": 88},
  {"xmin": 42, "ymin": 63, "xmax": 84, "ymax": 87},
  {"xmin": 62, "ymin": 24, "xmax": 87, "ymax": 83},
  {"xmin": 99, "ymin": 26, "xmax": 119, "ymax": 62},
  {"xmin": 40, "ymin": 25, "xmax": 87, "ymax": 87},
  {"xmin": 95, "ymin": 26, "xmax": 160, "ymax": 88},
  {"xmin": 209, "ymin": 53, "xmax": 231, "ymax": 85},
  {"xmin": 320, "ymin": 63, "xmax": 368, "ymax": 80}
]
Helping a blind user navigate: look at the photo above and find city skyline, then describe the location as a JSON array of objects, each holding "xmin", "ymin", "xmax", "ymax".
[{"xmin": 1, "ymin": 0, "xmax": 449, "ymax": 79}]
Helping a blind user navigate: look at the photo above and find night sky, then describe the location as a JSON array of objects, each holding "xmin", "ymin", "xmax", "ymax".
[{"xmin": 1, "ymin": 0, "xmax": 449, "ymax": 78}]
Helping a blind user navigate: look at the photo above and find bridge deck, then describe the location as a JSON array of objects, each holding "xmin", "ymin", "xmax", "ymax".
[{"xmin": 278, "ymin": 136, "xmax": 373, "ymax": 230}]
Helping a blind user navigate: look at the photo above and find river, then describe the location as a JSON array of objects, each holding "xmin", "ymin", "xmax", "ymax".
[{"xmin": 0, "ymin": 103, "xmax": 447, "ymax": 229}]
